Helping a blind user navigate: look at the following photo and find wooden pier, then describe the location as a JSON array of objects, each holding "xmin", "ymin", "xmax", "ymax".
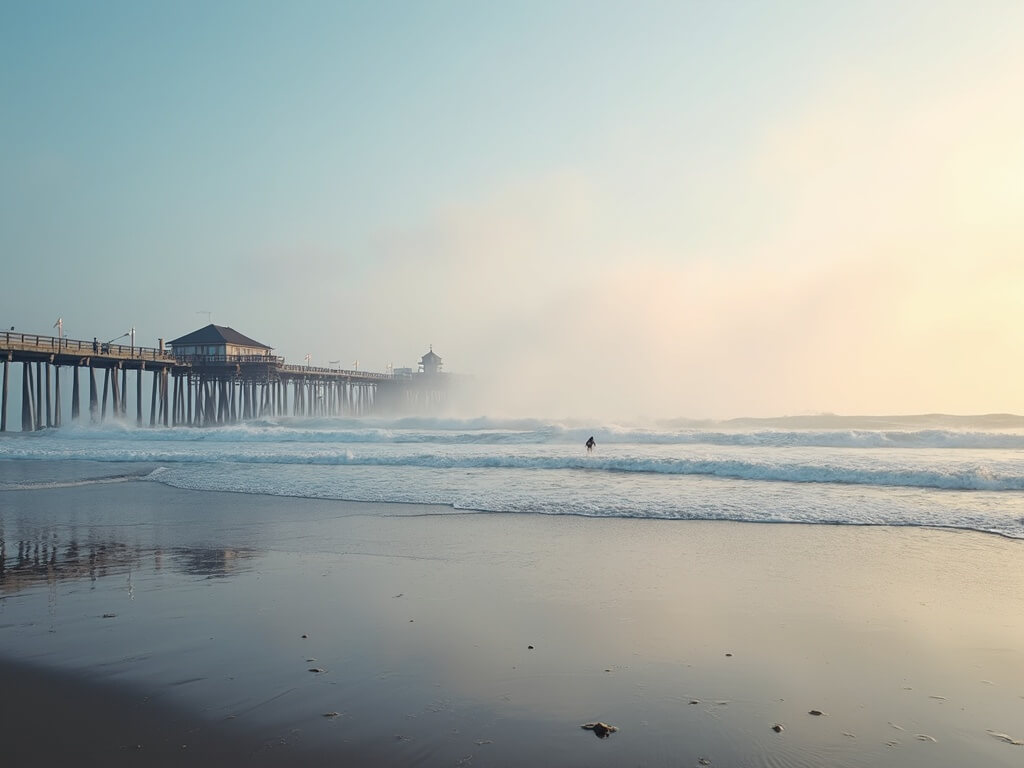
[{"xmin": 0, "ymin": 327, "xmax": 449, "ymax": 432}]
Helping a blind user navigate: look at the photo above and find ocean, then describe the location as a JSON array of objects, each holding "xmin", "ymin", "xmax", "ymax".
[{"xmin": 2, "ymin": 414, "xmax": 1023, "ymax": 540}]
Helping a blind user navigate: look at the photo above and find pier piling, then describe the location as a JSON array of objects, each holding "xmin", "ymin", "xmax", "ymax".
[{"xmin": 1, "ymin": 359, "xmax": 8, "ymax": 432}]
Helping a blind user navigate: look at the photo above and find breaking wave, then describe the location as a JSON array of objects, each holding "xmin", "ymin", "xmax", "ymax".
[
  {"xmin": 2, "ymin": 444, "xmax": 1022, "ymax": 492},
  {"xmin": 21, "ymin": 417, "xmax": 1024, "ymax": 450}
]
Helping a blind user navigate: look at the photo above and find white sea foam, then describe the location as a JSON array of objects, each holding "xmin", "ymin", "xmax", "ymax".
[
  {"xmin": 2, "ymin": 441, "xmax": 1022, "ymax": 491},
  {"xmin": 3, "ymin": 417, "xmax": 1024, "ymax": 538},
  {"xmin": 0, "ymin": 473, "xmax": 142, "ymax": 491}
]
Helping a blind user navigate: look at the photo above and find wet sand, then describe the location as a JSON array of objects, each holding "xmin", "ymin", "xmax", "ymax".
[{"xmin": 2, "ymin": 473, "xmax": 1024, "ymax": 766}]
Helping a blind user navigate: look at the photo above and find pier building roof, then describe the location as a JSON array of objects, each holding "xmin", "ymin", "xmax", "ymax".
[{"xmin": 169, "ymin": 324, "xmax": 272, "ymax": 350}]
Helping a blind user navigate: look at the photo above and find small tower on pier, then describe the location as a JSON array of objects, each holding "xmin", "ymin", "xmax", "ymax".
[{"xmin": 418, "ymin": 346, "xmax": 442, "ymax": 376}]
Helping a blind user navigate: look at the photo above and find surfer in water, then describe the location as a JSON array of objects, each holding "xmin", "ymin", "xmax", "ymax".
[{"xmin": 585, "ymin": 436, "xmax": 596, "ymax": 453}]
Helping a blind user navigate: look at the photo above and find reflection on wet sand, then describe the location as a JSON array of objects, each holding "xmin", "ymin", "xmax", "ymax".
[{"xmin": 0, "ymin": 528, "xmax": 260, "ymax": 595}]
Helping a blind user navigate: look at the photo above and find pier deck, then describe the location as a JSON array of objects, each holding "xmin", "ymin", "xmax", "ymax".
[{"xmin": 1, "ymin": 330, "xmax": 447, "ymax": 431}]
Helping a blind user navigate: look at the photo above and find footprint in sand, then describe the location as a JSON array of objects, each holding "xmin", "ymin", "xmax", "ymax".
[{"xmin": 987, "ymin": 730, "xmax": 1024, "ymax": 746}]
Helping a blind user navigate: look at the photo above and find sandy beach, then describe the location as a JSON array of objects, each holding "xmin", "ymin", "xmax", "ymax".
[{"xmin": 2, "ymin": 474, "xmax": 1023, "ymax": 767}]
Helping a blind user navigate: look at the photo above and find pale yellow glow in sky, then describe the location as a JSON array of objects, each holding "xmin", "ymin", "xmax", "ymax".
[{"xmin": 418, "ymin": 57, "xmax": 1024, "ymax": 418}]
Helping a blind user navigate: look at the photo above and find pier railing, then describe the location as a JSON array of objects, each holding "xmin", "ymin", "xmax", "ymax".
[
  {"xmin": 278, "ymin": 363, "xmax": 394, "ymax": 380},
  {"xmin": 175, "ymin": 353, "xmax": 286, "ymax": 365},
  {"xmin": 1, "ymin": 331, "xmax": 174, "ymax": 362}
]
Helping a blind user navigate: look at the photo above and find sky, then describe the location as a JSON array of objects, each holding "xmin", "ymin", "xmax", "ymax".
[{"xmin": 2, "ymin": 1, "xmax": 1023, "ymax": 419}]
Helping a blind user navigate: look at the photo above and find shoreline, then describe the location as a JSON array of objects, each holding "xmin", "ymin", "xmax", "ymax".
[
  {"xmin": 2, "ymin": 479, "xmax": 1023, "ymax": 766},
  {"xmin": 6, "ymin": 457, "xmax": 1022, "ymax": 543}
]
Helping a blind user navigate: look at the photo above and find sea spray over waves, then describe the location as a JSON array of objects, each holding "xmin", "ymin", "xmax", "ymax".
[{"xmin": 27, "ymin": 417, "xmax": 1024, "ymax": 450}]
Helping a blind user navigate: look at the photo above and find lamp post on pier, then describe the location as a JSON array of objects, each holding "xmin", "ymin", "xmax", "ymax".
[{"xmin": 108, "ymin": 332, "xmax": 130, "ymax": 352}]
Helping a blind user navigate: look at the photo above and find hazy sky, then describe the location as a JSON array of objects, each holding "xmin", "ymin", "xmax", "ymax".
[{"xmin": 3, "ymin": 1, "xmax": 1022, "ymax": 419}]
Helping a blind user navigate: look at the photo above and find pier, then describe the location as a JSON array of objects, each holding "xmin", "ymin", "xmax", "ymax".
[{"xmin": 0, "ymin": 325, "xmax": 450, "ymax": 432}]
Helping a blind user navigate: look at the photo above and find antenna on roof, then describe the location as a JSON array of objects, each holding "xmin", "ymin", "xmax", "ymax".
[{"xmin": 196, "ymin": 310, "xmax": 212, "ymax": 323}]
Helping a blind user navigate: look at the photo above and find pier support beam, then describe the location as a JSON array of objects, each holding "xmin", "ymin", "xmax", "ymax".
[
  {"xmin": 170, "ymin": 375, "xmax": 178, "ymax": 426},
  {"xmin": 150, "ymin": 370, "xmax": 158, "ymax": 426},
  {"xmin": 35, "ymin": 362, "xmax": 43, "ymax": 430},
  {"xmin": 100, "ymin": 368, "xmax": 110, "ymax": 421},
  {"xmin": 161, "ymin": 369, "xmax": 169, "ymax": 427},
  {"xmin": 22, "ymin": 362, "xmax": 35, "ymax": 431},
  {"xmin": 218, "ymin": 380, "xmax": 228, "ymax": 424},
  {"xmin": 1, "ymin": 359, "xmax": 8, "ymax": 432},
  {"xmin": 53, "ymin": 365, "xmax": 61, "ymax": 427},
  {"xmin": 110, "ymin": 366, "xmax": 121, "ymax": 422},
  {"xmin": 45, "ymin": 362, "xmax": 52, "ymax": 427},
  {"xmin": 72, "ymin": 367, "xmax": 80, "ymax": 421},
  {"xmin": 204, "ymin": 379, "xmax": 214, "ymax": 425}
]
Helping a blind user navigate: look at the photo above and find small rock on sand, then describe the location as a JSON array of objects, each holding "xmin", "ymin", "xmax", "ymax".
[
  {"xmin": 771, "ymin": 724, "xmax": 784, "ymax": 733},
  {"xmin": 308, "ymin": 667, "xmax": 326, "ymax": 673},
  {"xmin": 808, "ymin": 710, "xmax": 825, "ymax": 716},
  {"xmin": 581, "ymin": 722, "xmax": 618, "ymax": 738}
]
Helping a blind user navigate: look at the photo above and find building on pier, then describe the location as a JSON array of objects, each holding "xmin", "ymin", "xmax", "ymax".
[
  {"xmin": 168, "ymin": 324, "xmax": 273, "ymax": 361},
  {"xmin": 419, "ymin": 346, "xmax": 443, "ymax": 375}
]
